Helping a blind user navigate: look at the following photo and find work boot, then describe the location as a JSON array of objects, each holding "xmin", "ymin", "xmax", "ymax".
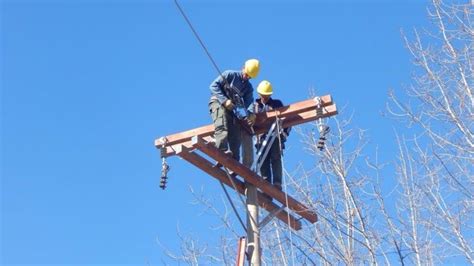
[
  {"xmin": 213, "ymin": 150, "xmax": 233, "ymax": 168},
  {"xmin": 225, "ymin": 168, "xmax": 237, "ymax": 178}
]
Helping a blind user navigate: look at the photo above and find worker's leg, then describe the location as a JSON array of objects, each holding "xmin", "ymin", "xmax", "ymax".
[
  {"xmin": 259, "ymin": 148, "xmax": 271, "ymax": 182},
  {"xmin": 210, "ymin": 101, "xmax": 229, "ymax": 152},
  {"xmin": 270, "ymin": 141, "xmax": 283, "ymax": 189},
  {"xmin": 228, "ymin": 117, "xmax": 241, "ymax": 161},
  {"xmin": 241, "ymin": 130, "xmax": 254, "ymax": 168}
]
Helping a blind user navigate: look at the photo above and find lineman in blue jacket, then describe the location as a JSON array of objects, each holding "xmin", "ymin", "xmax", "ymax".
[
  {"xmin": 255, "ymin": 80, "xmax": 291, "ymax": 190},
  {"xmin": 209, "ymin": 59, "xmax": 259, "ymax": 167}
]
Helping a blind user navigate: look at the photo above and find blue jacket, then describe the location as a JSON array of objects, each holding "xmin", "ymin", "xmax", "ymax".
[
  {"xmin": 256, "ymin": 97, "xmax": 291, "ymax": 140},
  {"xmin": 209, "ymin": 70, "xmax": 255, "ymax": 114}
]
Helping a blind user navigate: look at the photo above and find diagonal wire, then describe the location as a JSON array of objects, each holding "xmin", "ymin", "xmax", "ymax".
[
  {"xmin": 174, "ymin": 0, "xmax": 257, "ymax": 231},
  {"xmin": 219, "ymin": 181, "xmax": 247, "ymax": 232},
  {"xmin": 222, "ymin": 167, "xmax": 260, "ymax": 232},
  {"xmin": 174, "ymin": 0, "xmax": 225, "ymax": 79}
]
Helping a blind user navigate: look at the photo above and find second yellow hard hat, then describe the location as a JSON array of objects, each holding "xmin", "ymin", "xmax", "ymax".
[{"xmin": 257, "ymin": 80, "xmax": 273, "ymax": 95}]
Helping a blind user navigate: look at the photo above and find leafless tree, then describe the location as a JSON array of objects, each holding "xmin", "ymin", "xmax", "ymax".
[
  {"xmin": 387, "ymin": 0, "xmax": 473, "ymax": 264},
  {"xmin": 156, "ymin": 187, "xmax": 239, "ymax": 265}
]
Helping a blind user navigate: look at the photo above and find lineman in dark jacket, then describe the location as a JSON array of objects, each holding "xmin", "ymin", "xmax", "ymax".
[
  {"xmin": 255, "ymin": 80, "xmax": 291, "ymax": 190},
  {"xmin": 209, "ymin": 59, "xmax": 259, "ymax": 167}
]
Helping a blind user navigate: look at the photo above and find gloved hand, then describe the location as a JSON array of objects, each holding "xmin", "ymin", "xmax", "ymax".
[
  {"xmin": 223, "ymin": 99, "xmax": 234, "ymax": 111},
  {"xmin": 247, "ymin": 113, "xmax": 256, "ymax": 126}
]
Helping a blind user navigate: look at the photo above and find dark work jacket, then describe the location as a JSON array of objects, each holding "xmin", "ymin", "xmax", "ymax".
[
  {"xmin": 209, "ymin": 70, "xmax": 255, "ymax": 114},
  {"xmin": 255, "ymin": 97, "xmax": 291, "ymax": 144}
]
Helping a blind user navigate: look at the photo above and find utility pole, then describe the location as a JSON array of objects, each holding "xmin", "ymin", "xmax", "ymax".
[{"xmin": 246, "ymin": 184, "xmax": 260, "ymax": 265}]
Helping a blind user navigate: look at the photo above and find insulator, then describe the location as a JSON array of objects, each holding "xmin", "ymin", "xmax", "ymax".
[
  {"xmin": 161, "ymin": 162, "xmax": 170, "ymax": 176},
  {"xmin": 160, "ymin": 156, "xmax": 170, "ymax": 190},
  {"xmin": 317, "ymin": 125, "xmax": 330, "ymax": 151},
  {"xmin": 317, "ymin": 137, "xmax": 326, "ymax": 151},
  {"xmin": 159, "ymin": 176, "xmax": 167, "ymax": 190}
]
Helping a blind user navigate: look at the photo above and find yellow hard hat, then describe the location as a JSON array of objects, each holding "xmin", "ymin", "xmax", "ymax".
[
  {"xmin": 257, "ymin": 80, "xmax": 273, "ymax": 95},
  {"xmin": 244, "ymin": 59, "xmax": 260, "ymax": 78}
]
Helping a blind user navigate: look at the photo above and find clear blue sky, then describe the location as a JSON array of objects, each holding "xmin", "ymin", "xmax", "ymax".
[{"xmin": 2, "ymin": 0, "xmax": 429, "ymax": 264}]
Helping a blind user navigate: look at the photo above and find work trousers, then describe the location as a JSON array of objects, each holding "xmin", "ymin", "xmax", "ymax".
[
  {"xmin": 209, "ymin": 101, "xmax": 253, "ymax": 167},
  {"xmin": 260, "ymin": 140, "xmax": 282, "ymax": 185}
]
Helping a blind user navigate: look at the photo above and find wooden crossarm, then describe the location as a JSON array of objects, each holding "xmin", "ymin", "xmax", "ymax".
[
  {"xmin": 159, "ymin": 103, "xmax": 337, "ymax": 157},
  {"xmin": 252, "ymin": 95, "xmax": 334, "ymax": 131},
  {"xmin": 255, "ymin": 103, "xmax": 338, "ymax": 132},
  {"xmin": 155, "ymin": 95, "xmax": 334, "ymax": 150},
  {"xmin": 174, "ymin": 144, "xmax": 302, "ymax": 230},
  {"xmin": 157, "ymin": 102, "xmax": 338, "ymax": 158},
  {"xmin": 191, "ymin": 136, "xmax": 318, "ymax": 224}
]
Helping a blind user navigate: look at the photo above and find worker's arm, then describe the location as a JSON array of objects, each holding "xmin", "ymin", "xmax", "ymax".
[{"xmin": 209, "ymin": 71, "xmax": 230, "ymax": 105}]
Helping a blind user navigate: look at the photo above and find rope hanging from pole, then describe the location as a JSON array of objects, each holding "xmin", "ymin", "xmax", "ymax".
[{"xmin": 275, "ymin": 112, "xmax": 296, "ymax": 266}]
